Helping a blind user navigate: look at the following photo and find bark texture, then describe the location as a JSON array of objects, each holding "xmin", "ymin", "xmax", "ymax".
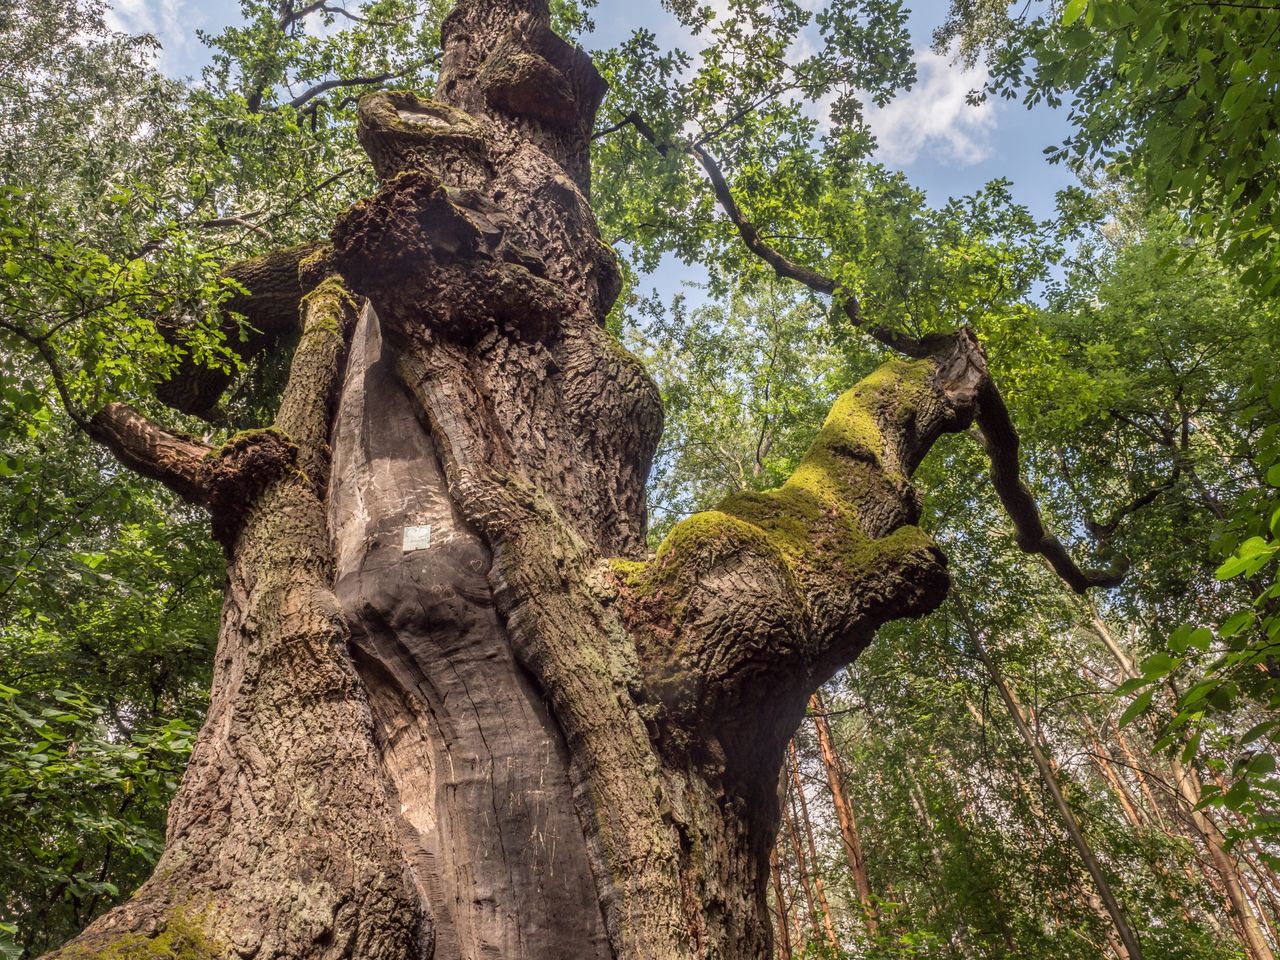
[
  {"xmin": 53, "ymin": 0, "xmax": 1069, "ymax": 956},
  {"xmin": 59, "ymin": 282, "xmax": 426, "ymax": 960}
]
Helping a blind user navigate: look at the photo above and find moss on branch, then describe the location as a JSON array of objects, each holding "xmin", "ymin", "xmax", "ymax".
[
  {"xmin": 617, "ymin": 356, "xmax": 938, "ymax": 602},
  {"xmin": 53, "ymin": 909, "xmax": 220, "ymax": 960}
]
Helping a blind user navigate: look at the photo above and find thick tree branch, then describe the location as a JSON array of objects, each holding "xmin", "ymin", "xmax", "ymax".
[
  {"xmin": 275, "ymin": 276, "xmax": 357, "ymax": 487},
  {"xmin": 0, "ymin": 317, "xmax": 91, "ymax": 430},
  {"xmin": 85, "ymin": 400, "xmax": 303, "ymax": 548},
  {"xmin": 155, "ymin": 241, "xmax": 326, "ymax": 417},
  {"xmin": 606, "ymin": 112, "xmax": 925, "ymax": 354},
  {"xmin": 86, "ymin": 403, "xmax": 214, "ymax": 504},
  {"xmin": 689, "ymin": 142, "xmax": 838, "ymax": 296}
]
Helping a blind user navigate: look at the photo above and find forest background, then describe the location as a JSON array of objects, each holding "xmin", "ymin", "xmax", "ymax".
[{"xmin": 1, "ymin": 0, "xmax": 1279, "ymax": 956}]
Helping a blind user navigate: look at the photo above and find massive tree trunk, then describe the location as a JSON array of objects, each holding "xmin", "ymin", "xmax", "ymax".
[{"xmin": 49, "ymin": 0, "xmax": 1022, "ymax": 957}]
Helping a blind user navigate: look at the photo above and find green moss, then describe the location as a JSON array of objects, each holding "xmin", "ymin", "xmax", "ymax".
[
  {"xmin": 300, "ymin": 275, "xmax": 356, "ymax": 318},
  {"xmin": 295, "ymin": 243, "xmax": 335, "ymax": 286},
  {"xmin": 59, "ymin": 909, "xmax": 220, "ymax": 960},
  {"xmin": 618, "ymin": 357, "xmax": 941, "ymax": 611},
  {"xmin": 612, "ymin": 511, "xmax": 778, "ymax": 600}
]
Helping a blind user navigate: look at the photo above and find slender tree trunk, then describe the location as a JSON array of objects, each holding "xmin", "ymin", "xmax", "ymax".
[
  {"xmin": 809, "ymin": 690, "xmax": 880, "ymax": 937},
  {"xmin": 957, "ymin": 602, "xmax": 1144, "ymax": 960},
  {"xmin": 902, "ymin": 778, "xmax": 977, "ymax": 960},
  {"xmin": 1246, "ymin": 840, "xmax": 1280, "ymax": 933},
  {"xmin": 781, "ymin": 760, "xmax": 822, "ymax": 946},
  {"xmin": 1083, "ymin": 721, "xmax": 1144, "ymax": 829},
  {"xmin": 1169, "ymin": 756, "xmax": 1278, "ymax": 960},
  {"xmin": 1088, "ymin": 604, "xmax": 1277, "ymax": 960},
  {"xmin": 787, "ymin": 741, "xmax": 839, "ymax": 950},
  {"xmin": 1081, "ymin": 715, "xmax": 1221, "ymax": 934},
  {"xmin": 1110, "ymin": 724, "xmax": 1170, "ymax": 829},
  {"xmin": 769, "ymin": 846, "xmax": 793, "ymax": 959}
]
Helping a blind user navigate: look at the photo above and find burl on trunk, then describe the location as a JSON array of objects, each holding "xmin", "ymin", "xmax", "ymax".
[{"xmin": 52, "ymin": 0, "xmax": 1001, "ymax": 957}]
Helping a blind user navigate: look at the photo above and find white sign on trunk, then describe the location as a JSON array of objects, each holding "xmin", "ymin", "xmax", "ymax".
[{"xmin": 402, "ymin": 524, "xmax": 433, "ymax": 552}]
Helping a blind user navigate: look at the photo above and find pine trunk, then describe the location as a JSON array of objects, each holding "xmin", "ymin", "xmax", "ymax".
[{"xmin": 809, "ymin": 691, "xmax": 879, "ymax": 937}]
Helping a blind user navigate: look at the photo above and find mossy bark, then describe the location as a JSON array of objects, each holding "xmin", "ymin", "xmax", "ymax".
[{"xmin": 60, "ymin": 0, "xmax": 1001, "ymax": 956}]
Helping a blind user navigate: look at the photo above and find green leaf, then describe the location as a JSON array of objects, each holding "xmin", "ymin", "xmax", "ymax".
[
  {"xmin": 1243, "ymin": 721, "xmax": 1278, "ymax": 745},
  {"xmin": 1142, "ymin": 651, "xmax": 1175, "ymax": 677},
  {"xmin": 1188, "ymin": 627, "xmax": 1215, "ymax": 651},
  {"xmin": 1118, "ymin": 689, "xmax": 1154, "ymax": 728},
  {"xmin": 1249, "ymin": 753, "xmax": 1276, "ymax": 776},
  {"xmin": 1225, "ymin": 779, "xmax": 1250, "ymax": 810},
  {"xmin": 1181, "ymin": 730, "xmax": 1202, "ymax": 764},
  {"xmin": 1062, "ymin": 0, "xmax": 1088, "ymax": 25},
  {"xmin": 1115, "ymin": 676, "xmax": 1152, "ymax": 696},
  {"xmin": 1221, "ymin": 612, "xmax": 1255, "ymax": 639}
]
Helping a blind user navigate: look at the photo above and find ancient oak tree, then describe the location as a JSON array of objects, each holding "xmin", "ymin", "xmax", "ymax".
[{"xmin": 48, "ymin": 0, "xmax": 1110, "ymax": 956}]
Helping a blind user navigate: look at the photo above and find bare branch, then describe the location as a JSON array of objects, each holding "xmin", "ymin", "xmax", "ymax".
[
  {"xmin": 288, "ymin": 72, "xmax": 401, "ymax": 110},
  {"xmin": 1086, "ymin": 471, "xmax": 1180, "ymax": 540},
  {"xmin": 975, "ymin": 384, "xmax": 1129, "ymax": 592},
  {"xmin": 0, "ymin": 316, "xmax": 91, "ymax": 429},
  {"xmin": 199, "ymin": 215, "xmax": 274, "ymax": 240}
]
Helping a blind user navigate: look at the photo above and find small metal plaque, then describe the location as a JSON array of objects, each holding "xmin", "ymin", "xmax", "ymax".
[{"xmin": 402, "ymin": 524, "xmax": 433, "ymax": 552}]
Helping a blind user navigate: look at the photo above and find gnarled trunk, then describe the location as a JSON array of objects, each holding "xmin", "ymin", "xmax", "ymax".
[{"xmin": 51, "ymin": 0, "xmax": 1006, "ymax": 957}]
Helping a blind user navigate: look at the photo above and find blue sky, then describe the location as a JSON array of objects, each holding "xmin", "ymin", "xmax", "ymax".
[{"xmin": 106, "ymin": 0, "xmax": 1076, "ymax": 295}]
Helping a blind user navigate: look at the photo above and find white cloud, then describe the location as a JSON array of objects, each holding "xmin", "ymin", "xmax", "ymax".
[
  {"xmin": 863, "ymin": 47, "xmax": 995, "ymax": 167},
  {"xmin": 104, "ymin": 0, "xmax": 194, "ymax": 73}
]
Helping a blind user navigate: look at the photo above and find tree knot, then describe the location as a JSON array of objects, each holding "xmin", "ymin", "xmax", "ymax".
[
  {"xmin": 332, "ymin": 168, "xmax": 569, "ymax": 344},
  {"xmin": 203, "ymin": 428, "xmax": 299, "ymax": 548},
  {"xmin": 356, "ymin": 91, "xmax": 490, "ymax": 182}
]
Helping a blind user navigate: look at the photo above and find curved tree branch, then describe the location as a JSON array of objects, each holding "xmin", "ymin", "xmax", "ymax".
[
  {"xmin": 616, "ymin": 108, "xmax": 1130, "ymax": 593},
  {"xmin": 288, "ymin": 72, "xmax": 402, "ymax": 110},
  {"xmin": 975, "ymin": 384, "xmax": 1129, "ymax": 592},
  {"xmin": 86, "ymin": 403, "xmax": 214, "ymax": 504}
]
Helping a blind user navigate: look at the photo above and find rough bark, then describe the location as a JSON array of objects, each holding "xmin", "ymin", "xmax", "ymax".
[
  {"xmin": 59, "ymin": 282, "xmax": 426, "ymax": 959},
  {"xmin": 50, "ymin": 0, "xmax": 1114, "ymax": 954}
]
